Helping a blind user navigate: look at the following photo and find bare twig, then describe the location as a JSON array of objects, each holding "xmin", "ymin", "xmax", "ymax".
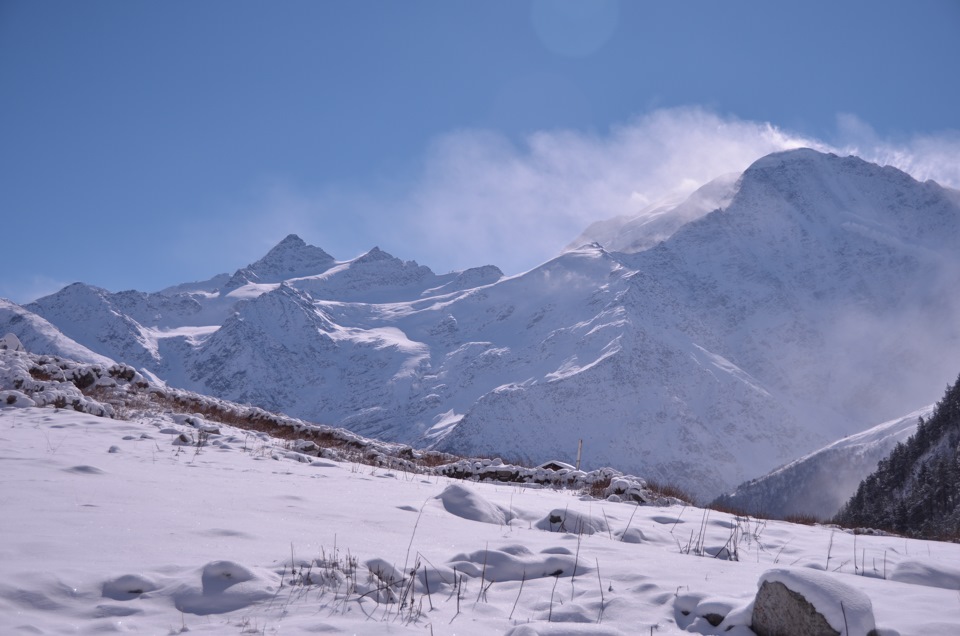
[
  {"xmin": 622, "ymin": 504, "xmax": 640, "ymax": 541},
  {"xmin": 423, "ymin": 565, "xmax": 433, "ymax": 611},
  {"xmin": 476, "ymin": 544, "xmax": 489, "ymax": 604},
  {"xmin": 595, "ymin": 558, "xmax": 605, "ymax": 624},
  {"xmin": 509, "ymin": 571, "xmax": 526, "ymax": 620},
  {"xmin": 826, "ymin": 531, "xmax": 835, "ymax": 571},
  {"xmin": 548, "ymin": 573, "xmax": 560, "ymax": 622},
  {"xmin": 670, "ymin": 503, "xmax": 687, "ymax": 535},
  {"xmin": 571, "ymin": 532, "xmax": 582, "ymax": 598}
]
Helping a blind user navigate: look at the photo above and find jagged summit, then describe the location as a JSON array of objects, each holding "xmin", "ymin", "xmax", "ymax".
[
  {"xmin": 241, "ymin": 234, "xmax": 336, "ymax": 282},
  {"xmin": 278, "ymin": 233, "xmax": 306, "ymax": 246},
  {"xmin": 355, "ymin": 246, "xmax": 394, "ymax": 263},
  {"xmin": 221, "ymin": 235, "xmax": 337, "ymax": 290}
]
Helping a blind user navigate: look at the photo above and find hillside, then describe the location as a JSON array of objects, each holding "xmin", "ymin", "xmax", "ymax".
[
  {"xmin": 834, "ymin": 374, "xmax": 960, "ymax": 539},
  {"xmin": 712, "ymin": 406, "xmax": 933, "ymax": 520}
]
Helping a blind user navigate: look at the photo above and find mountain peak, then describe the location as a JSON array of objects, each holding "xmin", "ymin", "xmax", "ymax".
[
  {"xmin": 235, "ymin": 235, "xmax": 336, "ymax": 285},
  {"xmin": 750, "ymin": 147, "xmax": 835, "ymax": 167},
  {"xmin": 259, "ymin": 234, "xmax": 331, "ymax": 261},
  {"xmin": 355, "ymin": 246, "xmax": 395, "ymax": 264},
  {"xmin": 275, "ymin": 233, "xmax": 307, "ymax": 248}
]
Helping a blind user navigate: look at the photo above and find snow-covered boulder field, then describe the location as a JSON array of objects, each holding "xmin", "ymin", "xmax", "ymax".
[{"xmin": 2, "ymin": 399, "xmax": 959, "ymax": 634}]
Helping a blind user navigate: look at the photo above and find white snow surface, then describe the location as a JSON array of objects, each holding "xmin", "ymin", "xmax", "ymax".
[
  {"xmin": 890, "ymin": 559, "xmax": 960, "ymax": 591},
  {"xmin": 2, "ymin": 401, "xmax": 959, "ymax": 635}
]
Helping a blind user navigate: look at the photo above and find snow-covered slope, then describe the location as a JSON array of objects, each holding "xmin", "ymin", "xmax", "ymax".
[
  {"xmin": 13, "ymin": 149, "xmax": 960, "ymax": 502},
  {"xmin": 713, "ymin": 406, "xmax": 934, "ymax": 520},
  {"xmin": 0, "ymin": 298, "xmax": 114, "ymax": 365},
  {"xmin": 3, "ymin": 394, "xmax": 960, "ymax": 635}
]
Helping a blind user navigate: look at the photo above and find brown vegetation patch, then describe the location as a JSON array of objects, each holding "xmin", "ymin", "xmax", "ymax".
[
  {"xmin": 28, "ymin": 366, "xmax": 54, "ymax": 381},
  {"xmin": 646, "ymin": 479, "xmax": 696, "ymax": 505},
  {"xmin": 782, "ymin": 513, "xmax": 822, "ymax": 526},
  {"xmin": 587, "ymin": 476, "xmax": 612, "ymax": 499}
]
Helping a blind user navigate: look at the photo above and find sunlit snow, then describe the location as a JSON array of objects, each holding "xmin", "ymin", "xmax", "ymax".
[{"xmin": 2, "ymin": 401, "xmax": 958, "ymax": 635}]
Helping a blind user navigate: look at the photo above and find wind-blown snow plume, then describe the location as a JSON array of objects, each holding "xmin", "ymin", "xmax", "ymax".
[
  {"xmin": 399, "ymin": 108, "xmax": 825, "ymax": 273},
  {"xmin": 187, "ymin": 107, "xmax": 960, "ymax": 280},
  {"xmin": 225, "ymin": 108, "xmax": 821, "ymax": 275},
  {"xmin": 834, "ymin": 113, "xmax": 960, "ymax": 189}
]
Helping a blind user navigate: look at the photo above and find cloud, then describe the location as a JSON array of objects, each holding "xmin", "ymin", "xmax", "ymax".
[
  {"xmin": 395, "ymin": 107, "xmax": 825, "ymax": 273},
  {"xmin": 833, "ymin": 113, "xmax": 960, "ymax": 188},
  {"xmin": 234, "ymin": 107, "xmax": 960, "ymax": 277}
]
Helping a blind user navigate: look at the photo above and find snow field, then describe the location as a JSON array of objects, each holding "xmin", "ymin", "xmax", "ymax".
[{"xmin": 2, "ymin": 406, "xmax": 959, "ymax": 635}]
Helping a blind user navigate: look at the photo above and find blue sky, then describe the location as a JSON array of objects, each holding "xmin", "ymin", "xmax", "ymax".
[{"xmin": 1, "ymin": 0, "xmax": 959, "ymax": 302}]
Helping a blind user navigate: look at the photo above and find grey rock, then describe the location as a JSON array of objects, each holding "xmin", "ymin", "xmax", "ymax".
[{"xmin": 752, "ymin": 580, "xmax": 840, "ymax": 636}]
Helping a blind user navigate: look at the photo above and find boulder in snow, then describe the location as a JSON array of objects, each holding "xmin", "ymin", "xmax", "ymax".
[
  {"xmin": 752, "ymin": 568, "xmax": 877, "ymax": 636},
  {"xmin": 434, "ymin": 483, "xmax": 511, "ymax": 525},
  {"xmin": 0, "ymin": 333, "xmax": 24, "ymax": 352},
  {"xmin": 0, "ymin": 390, "xmax": 36, "ymax": 408}
]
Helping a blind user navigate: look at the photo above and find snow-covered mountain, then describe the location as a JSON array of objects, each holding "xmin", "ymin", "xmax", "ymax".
[
  {"xmin": 6, "ymin": 148, "xmax": 960, "ymax": 502},
  {"xmin": 712, "ymin": 406, "xmax": 934, "ymax": 520},
  {"xmin": 0, "ymin": 298, "xmax": 113, "ymax": 365}
]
